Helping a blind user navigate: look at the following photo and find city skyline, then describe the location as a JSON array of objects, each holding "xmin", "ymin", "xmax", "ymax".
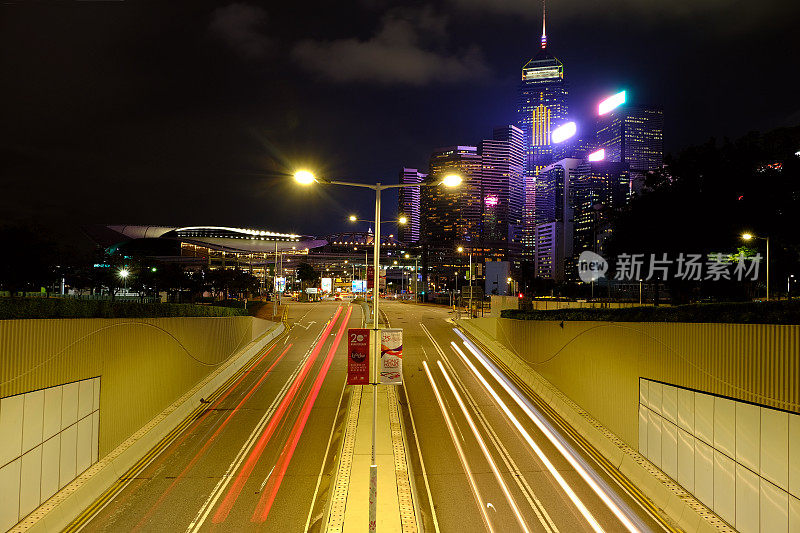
[{"xmin": 2, "ymin": 0, "xmax": 798, "ymax": 241}]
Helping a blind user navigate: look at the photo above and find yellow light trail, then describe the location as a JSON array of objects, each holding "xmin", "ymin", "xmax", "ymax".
[
  {"xmin": 422, "ymin": 360, "xmax": 494, "ymax": 533},
  {"xmin": 436, "ymin": 360, "xmax": 531, "ymax": 533}
]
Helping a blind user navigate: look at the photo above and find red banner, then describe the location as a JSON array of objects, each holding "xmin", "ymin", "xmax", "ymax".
[
  {"xmin": 367, "ymin": 266, "xmax": 374, "ymax": 289},
  {"xmin": 347, "ymin": 328, "xmax": 370, "ymax": 385}
]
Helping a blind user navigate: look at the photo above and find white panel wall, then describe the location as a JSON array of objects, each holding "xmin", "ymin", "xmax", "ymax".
[
  {"xmin": 639, "ymin": 378, "xmax": 800, "ymax": 532},
  {"xmin": 0, "ymin": 377, "xmax": 100, "ymax": 532}
]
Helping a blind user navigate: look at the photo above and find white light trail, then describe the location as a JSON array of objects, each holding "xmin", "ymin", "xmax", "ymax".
[
  {"xmin": 449, "ymin": 342, "xmax": 605, "ymax": 533},
  {"xmin": 436, "ymin": 360, "xmax": 531, "ymax": 533},
  {"xmin": 453, "ymin": 331, "xmax": 645, "ymax": 533},
  {"xmin": 422, "ymin": 361, "xmax": 494, "ymax": 532}
]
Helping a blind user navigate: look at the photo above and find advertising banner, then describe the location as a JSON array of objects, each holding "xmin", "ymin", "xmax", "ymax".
[
  {"xmin": 379, "ymin": 328, "xmax": 403, "ymax": 385},
  {"xmin": 351, "ymin": 279, "xmax": 367, "ymax": 293},
  {"xmin": 274, "ymin": 277, "xmax": 286, "ymax": 292},
  {"xmin": 367, "ymin": 266, "xmax": 374, "ymax": 289},
  {"xmin": 321, "ymin": 277, "xmax": 332, "ymax": 293},
  {"xmin": 347, "ymin": 329, "xmax": 370, "ymax": 385}
]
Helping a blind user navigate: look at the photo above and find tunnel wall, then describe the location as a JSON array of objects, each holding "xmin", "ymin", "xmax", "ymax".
[
  {"xmin": 0, "ymin": 316, "xmax": 276, "ymax": 530},
  {"xmin": 468, "ymin": 317, "xmax": 800, "ymax": 531}
]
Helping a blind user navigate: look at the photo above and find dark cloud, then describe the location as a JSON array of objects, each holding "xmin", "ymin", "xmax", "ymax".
[
  {"xmin": 209, "ymin": 2, "xmax": 270, "ymax": 59},
  {"xmin": 291, "ymin": 8, "xmax": 490, "ymax": 85}
]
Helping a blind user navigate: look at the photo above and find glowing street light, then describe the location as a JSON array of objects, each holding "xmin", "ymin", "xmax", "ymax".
[
  {"xmin": 293, "ymin": 168, "xmax": 461, "ymax": 521},
  {"xmin": 294, "ymin": 169, "xmax": 316, "ymax": 185},
  {"xmin": 741, "ymin": 232, "xmax": 770, "ymax": 300},
  {"xmin": 398, "ymin": 215, "xmax": 408, "ymax": 225},
  {"xmin": 118, "ymin": 269, "xmax": 129, "ymax": 279},
  {"xmin": 349, "ymin": 214, "xmax": 358, "ymax": 222},
  {"xmin": 441, "ymin": 174, "xmax": 462, "ymax": 187}
]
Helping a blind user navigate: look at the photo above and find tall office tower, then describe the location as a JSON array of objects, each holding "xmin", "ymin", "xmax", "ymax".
[
  {"xmin": 522, "ymin": 175, "xmax": 537, "ymax": 261},
  {"xmin": 596, "ymin": 104, "xmax": 663, "ymax": 193},
  {"xmin": 571, "ymin": 160, "xmax": 630, "ymax": 257},
  {"xmin": 477, "ymin": 125, "xmax": 525, "ymax": 260},
  {"xmin": 422, "ymin": 146, "xmax": 482, "ymax": 245},
  {"xmin": 534, "ymin": 157, "xmax": 582, "ymax": 280},
  {"xmin": 422, "ymin": 146, "xmax": 482, "ymax": 289},
  {"xmin": 518, "ymin": 2, "xmax": 569, "ymax": 175},
  {"xmin": 398, "ymin": 168, "xmax": 426, "ymax": 244}
]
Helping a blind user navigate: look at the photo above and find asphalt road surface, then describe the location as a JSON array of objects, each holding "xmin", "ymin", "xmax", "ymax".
[
  {"xmin": 385, "ymin": 300, "xmax": 668, "ymax": 533},
  {"xmin": 82, "ymin": 301, "xmax": 357, "ymax": 532},
  {"xmin": 79, "ymin": 299, "xmax": 670, "ymax": 532}
]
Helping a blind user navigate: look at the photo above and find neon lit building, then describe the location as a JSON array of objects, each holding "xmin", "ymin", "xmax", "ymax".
[
  {"xmin": 478, "ymin": 125, "xmax": 525, "ymax": 259},
  {"xmin": 398, "ymin": 168, "xmax": 426, "ymax": 244},
  {"xmin": 596, "ymin": 103, "xmax": 663, "ymax": 192},
  {"xmin": 518, "ymin": 4, "xmax": 569, "ymax": 174}
]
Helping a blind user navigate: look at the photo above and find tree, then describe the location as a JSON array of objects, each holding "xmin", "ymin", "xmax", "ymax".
[{"xmin": 296, "ymin": 262, "xmax": 320, "ymax": 288}]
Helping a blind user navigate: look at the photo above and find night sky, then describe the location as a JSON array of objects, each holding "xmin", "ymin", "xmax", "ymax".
[{"xmin": 2, "ymin": 0, "xmax": 798, "ymax": 244}]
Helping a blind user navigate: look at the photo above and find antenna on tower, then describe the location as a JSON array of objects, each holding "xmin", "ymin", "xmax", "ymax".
[{"xmin": 541, "ymin": 0, "xmax": 547, "ymax": 49}]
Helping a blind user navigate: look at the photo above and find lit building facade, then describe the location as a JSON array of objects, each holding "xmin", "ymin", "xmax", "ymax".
[
  {"xmin": 398, "ymin": 168, "xmax": 426, "ymax": 244},
  {"xmin": 477, "ymin": 125, "xmax": 525, "ymax": 260},
  {"xmin": 596, "ymin": 105, "xmax": 663, "ymax": 192}
]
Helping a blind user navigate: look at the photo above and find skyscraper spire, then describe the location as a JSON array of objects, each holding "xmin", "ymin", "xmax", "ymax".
[{"xmin": 541, "ymin": 0, "xmax": 547, "ymax": 49}]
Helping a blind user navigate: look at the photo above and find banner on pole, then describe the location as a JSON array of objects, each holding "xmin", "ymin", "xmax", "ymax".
[
  {"xmin": 367, "ymin": 266, "xmax": 374, "ymax": 289},
  {"xmin": 347, "ymin": 329, "xmax": 370, "ymax": 385},
  {"xmin": 379, "ymin": 328, "xmax": 403, "ymax": 384}
]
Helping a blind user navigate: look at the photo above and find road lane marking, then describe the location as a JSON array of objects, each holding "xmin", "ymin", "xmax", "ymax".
[
  {"xmin": 400, "ymin": 382, "xmax": 440, "ymax": 533},
  {"xmin": 186, "ymin": 307, "xmax": 341, "ymax": 532},
  {"xmin": 436, "ymin": 360, "xmax": 531, "ymax": 533},
  {"xmin": 303, "ymin": 378, "xmax": 347, "ymax": 532},
  {"xmin": 67, "ymin": 336, "xmax": 287, "ymax": 533},
  {"xmin": 422, "ymin": 360, "xmax": 494, "ymax": 533},
  {"xmin": 438, "ymin": 350, "xmax": 557, "ymax": 533},
  {"xmin": 212, "ymin": 306, "xmax": 343, "ymax": 523},
  {"xmin": 459, "ymin": 331, "xmax": 677, "ymax": 533},
  {"xmin": 253, "ymin": 307, "xmax": 353, "ymax": 522},
  {"xmin": 132, "ymin": 343, "xmax": 292, "ymax": 530},
  {"xmin": 451, "ymin": 340, "xmax": 612, "ymax": 533}
]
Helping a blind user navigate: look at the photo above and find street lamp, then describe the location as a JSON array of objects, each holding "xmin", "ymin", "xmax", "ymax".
[
  {"xmin": 118, "ymin": 268, "xmax": 129, "ymax": 291},
  {"xmin": 294, "ymin": 169, "xmax": 461, "ymax": 527},
  {"xmin": 741, "ymin": 232, "xmax": 770, "ymax": 300}
]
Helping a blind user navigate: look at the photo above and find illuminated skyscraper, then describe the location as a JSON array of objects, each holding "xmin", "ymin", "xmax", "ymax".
[
  {"xmin": 478, "ymin": 125, "xmax": 525, "ymax": 259},
  {"xmin": 398, "ymin": 168, "xmax": 426, "ymax": 244},
  {"xmin": 518, "ymin": 2, "xmax": 569, "ymax": 174},
  {"xmin": 596, "ymin": 103, "xmax": 663, "ymax": 192},
  {"xmin": 518, "ymin": 1, "xmax": 569, "ymax": 264}
]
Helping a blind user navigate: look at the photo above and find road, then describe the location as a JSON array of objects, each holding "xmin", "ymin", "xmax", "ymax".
[
  {"xmin": 75, "ymin": 299, "xmax": 671, "ymax": 532},
  {"xmin": 78, "ymin": 301, "xmax": 357, "ymax": 532},
  {"xmin": 385, "ymin": 300, "xmax": 669, "ymax": 533}
]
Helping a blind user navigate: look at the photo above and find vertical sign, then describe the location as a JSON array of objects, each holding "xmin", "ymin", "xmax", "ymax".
[
  {"xmin": 380, "ymin": 328, "xmax": 403, "ymax": 384},
  {"xmin": 367, "ymin": 266, "xmax": 374, "ymax": 289},
  {"xmin": 347, "ymin": 329, "xmax": 370, "ymax": 385}
]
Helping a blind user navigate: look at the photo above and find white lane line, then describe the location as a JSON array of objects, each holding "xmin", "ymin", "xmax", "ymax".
[
  {"xmin": 436, "ymin": 360, "xmax": 531, "ymax": 533},
  {"xmin": 303, "ymin": 378, "xmax": 348, "ymax": 532},
  {"xmin": 422, "ymin": 361, "xmax": 494, "ymax": 533},
  {"xmin": 186, "ymin": 323, "xmax": 327, "ymax": 533},
  {"xmin": 438, "ymin": 351, "xmax": 558, "ymax": 533},
  {"xmin": 454, "ymin": 331, "xmax": 647, "ymax": 533},
  {"xmin": 400, "ymin": 381, "xmax": 440, "ymax": 533},
  {"xmin": 449, "ymin": 341, "xmax": 605, "ymax": 533}
]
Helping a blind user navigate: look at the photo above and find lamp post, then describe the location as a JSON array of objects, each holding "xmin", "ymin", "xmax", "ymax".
[
  {"xmin": 457, "ymin": 246, "xmax": 474, "ymax": 317},
  {"xmin": 741, "ymin": 232, "xmax": 770, "ymax": 300},
  {"xmin": 295, "ymin": 169, "xmax": 461, "ymax": 530},
  {"xmin": 118, "ymin": 268, "xmax": 129, "ymax": 292},
  {"xmin": 349, "ymin": 215, "xmax": 407, "ymax": 306},
  {"xmin": 405, "ymin": 253, "xmax": 418, "ymax": 302}
]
